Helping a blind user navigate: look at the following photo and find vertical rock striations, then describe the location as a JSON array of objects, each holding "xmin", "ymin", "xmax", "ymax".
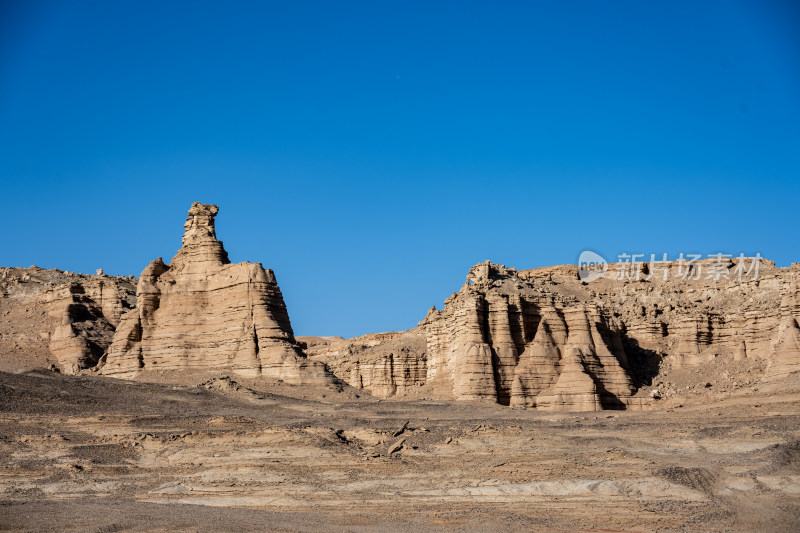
[
  {"xmin": 299, "ymin": 331, "xmax": 427, "ymax": 398},
  {"xmin": 419, "ymin": 262, "xmax": 636, "ymax": 409},
  {"xmin": 44, "ymin": 275, "xmax": 135, "ymax": 373},
  {"xmin": 415, "ymin": 259, "xmax": 800, "ymax": 408},
  {"xmin": 284, "ymin": 258, "xmax": 800, "ymax": 409}
]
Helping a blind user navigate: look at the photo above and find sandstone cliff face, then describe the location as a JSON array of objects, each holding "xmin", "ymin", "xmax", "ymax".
[
  {"xmin": 0, "ymin": 267, "xmax": 136, "ymax": 373},
  {"xmin": 300, "ymin": 331, "xmax": 427, "ymax": 398},
  {"xmin": 4, "ymin": 213, "xmax": 798, "ymax": 410},
  {"xmin": 309, "ymin": 258, "xmax": 800, "ymax": 410},
  {"xmin": 46, "ymin": 276, "xmax": 136, "ymax": 374},
  {"xmin": 419, "ymin": 259, "xmax": 800, "ymax": 408},
  {"xmin": 576, "ymin": 259, "xmax": 799, "ymax": 375},
  {"xmin": 99, "ymin": 202, "xmax": 332, "ymax": 384},
  {"xmin": 419, "ymin": 263, "xmax": 637, "ymax": 408}
]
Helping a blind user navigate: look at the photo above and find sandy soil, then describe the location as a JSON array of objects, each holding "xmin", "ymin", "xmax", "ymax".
[{"xmin": 1, "ymin": 369, "xmax": 799, "ymax": 532}]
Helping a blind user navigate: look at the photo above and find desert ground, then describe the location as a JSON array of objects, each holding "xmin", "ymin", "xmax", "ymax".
[{"xmin": 1, "ymin": 369, "xmax": 798, "ymax": 532}]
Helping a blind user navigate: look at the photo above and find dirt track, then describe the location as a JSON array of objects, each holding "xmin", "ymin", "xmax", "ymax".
[{"xmin": 1, "ymin": 370, "xmax": 799, "ymax": 531}]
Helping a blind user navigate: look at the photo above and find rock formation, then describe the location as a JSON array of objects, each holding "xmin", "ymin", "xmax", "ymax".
[
  {"xmin": 99, "ymin": 202, "xmax": 333, "ymax": 384},
  {"xmin": 300, "ymin": 331, "xmax": 427, "ymax": 398},
  {"xmin": 3, "ymin": 214, "xmax": 798, "ymax": 411},
  {"xmin": 765, "ymin": 280, "xmax": 800, "ymax": 380},
  {"xmin": 47, "ymin": 276, "xmax": 134, "ymax": 374},
  {"xmin": 420, "ymin": 262, "xmax": 637, "ymax": 409},
  {"xmin": 308, "ymin": 258, "xmax": 800, "ymax": 410},
  {"xmin": 0, "ymin": 267, "xmax": 136, "ymax": 373}
]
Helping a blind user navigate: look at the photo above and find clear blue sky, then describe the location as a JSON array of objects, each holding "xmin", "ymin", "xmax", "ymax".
[{"xmin": 1, "ymin": 1, "xmax": 798, "ymax": 337}]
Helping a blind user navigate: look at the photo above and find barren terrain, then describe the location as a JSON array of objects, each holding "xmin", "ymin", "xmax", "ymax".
[{"xmin": 1, "ymin": 369, "xmax": 798, "ymax": 531}]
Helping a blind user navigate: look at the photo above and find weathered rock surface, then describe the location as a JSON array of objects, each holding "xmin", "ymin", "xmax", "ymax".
[
  {"xmin": 99, "ymin": 202, "xmax": 333, "ymax": 384},
  {"xmin": 310, "ymin": 258, "xmax": 800, "ymax": 410},
  {"xmin": 419, "ymin": 262, "xmax": 637, "ymax": 409},
  {"xmin": 0, "ymin": 267, "xmax": 136, "ymax": 373},
  {"xmin": 300, "ymin": 331, "xmax": 427, "ymax": 398},
  {"xmin": 3, "ymin": 216, "xmax": 798, "ymax": 411}
]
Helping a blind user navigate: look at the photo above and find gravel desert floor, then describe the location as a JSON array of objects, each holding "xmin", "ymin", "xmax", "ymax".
[{"xmin": 1, "ymin": 370, "xmax": 798, "ymax": 532}]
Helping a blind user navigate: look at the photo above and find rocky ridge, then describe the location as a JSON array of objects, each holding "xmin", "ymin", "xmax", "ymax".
[
  {"xmin": 308, "ymin": 259, "xmax": 800, "ymax": 410},
  {"xmin": 2, "ymin": 204, "xmax": 799, "ymax": 411}
]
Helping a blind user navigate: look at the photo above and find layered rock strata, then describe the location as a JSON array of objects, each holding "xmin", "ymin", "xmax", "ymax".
[
  {"xmin": 0, "ymin": 267, "xmax": 136, "ymax": 373},
  {"xmin": 47, "ymin": 277, "xmax": 134, "ymax": 373},
  {"xmin": 420, "ymin": 263, "xmax": 637, "ymax": 408},
  {"xmin": 99, "ymin": 202, "xmax": 333, "ymax": 384},
  {"xmin": 300, "ymin": 331, "xmax": 427, "ymax": 398},
  {"xmin": 419, "ymin": 259, "xmax": 800, "ymax": 408},
  {"xmin": 312, "ymin": 258, "xmax": 800, "ymax": 410}
]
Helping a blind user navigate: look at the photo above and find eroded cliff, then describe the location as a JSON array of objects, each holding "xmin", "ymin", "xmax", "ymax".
[
  {"xmin": 308, "ymin": 258, "xmax": 800, "ymax": 410},
  {"xmin": 0, "ymin": 267, "xmax": 136, "ymax": 373}
]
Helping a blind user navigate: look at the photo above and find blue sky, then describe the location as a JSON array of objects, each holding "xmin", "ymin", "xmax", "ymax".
[{"xmin": 1, "ymin": 1, "xmax": 798, "ymax": 337}]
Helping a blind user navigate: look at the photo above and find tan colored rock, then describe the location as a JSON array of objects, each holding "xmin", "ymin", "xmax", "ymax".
[
  {"xmin": 486, "ymin": 294, "xmax": 520, "ymax": 404},
  {"xmin": 534, "ymin": 348, "xmax": 601, "ymax": 411},
  {"xmin": 511, "ymin": 313, "xmax": 562, "ymax": 406},
  {"xmin": 99, "ymin": 202, "xmax": 333, "ymax": 385},
  {"xmin": 300, "ymin": 330, "xmax": 426, "ymax": 398},
  {"xmin": 327, "ymin": 258, "xmax": 800, "ymax": 409},
  {"xmin": 387, "ymin": 437, "xmax": 405, "ymax": 455},
  {"xmin": 419, "ymin": 263, "xmax": 636, "ymax": 408},
  {"xmin": 6, "ymin": 236, "xmax": 800, "ymax": 412},
  {"xmin": 765, "ymin": 280, "xmax": 800, "ymax": 380},
  {"xmin": 765, "ymin": 317, "xmax": 800, "ymax": 380},
  {"xmin": 0, "ymin": 267, "xmax": 136, "ymax": 373}
]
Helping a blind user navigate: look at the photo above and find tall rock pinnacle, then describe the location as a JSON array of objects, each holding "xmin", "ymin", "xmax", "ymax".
[
  {"xmin": 99, "ymin": 202, "xmax": 333, "ymax": 384},
  {"xmin": 172, "ymin": 202, "xmax": 230, "ymax": 270}
]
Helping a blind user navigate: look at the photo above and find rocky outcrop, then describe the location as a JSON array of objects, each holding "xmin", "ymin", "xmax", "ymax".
[
  {"xmin": 765, "ymin": 280, "xmax": 800, "ymax": 380},
  {"xmin": 415, "ymin": 259, "xmax": 800, "ymax": 408},
  {"xmin": 533, "ymin": 348, "xmax": 601, "ymax": 411},
  {"xmin": 46, "ymin": 277, "xmax": 135, "ymax": 373},
  {"xmin": 99, "ymin": 202, "xmax": 333, "ymax": 384},
  {"xmin": 4, "ymin": 215, "xmax": 798, "ymax": 411},
  {"xmin": 312, "ymin": 258, "xmax": 800, "ymax": 410},
  {"xmin": 300, "ymin": 331, "xmax": 427, "ymax": 398},
  {"xmin": 0, "ymin": 267, "xmax": 136, "ymax": 373},
  {"xmin": 765, "ymin": 317, "xmax": 800, "ymax": 380},
  {"xmin": 419, "ymin": 263, "xmax": 637, "ymax": 409}
]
